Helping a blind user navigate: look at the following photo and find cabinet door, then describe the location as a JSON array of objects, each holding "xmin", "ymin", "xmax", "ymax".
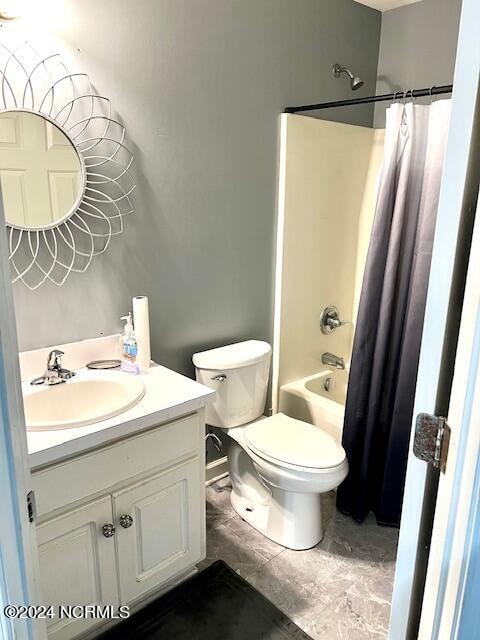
[
  {"xmin": 37, "ymin": 496, "xmax": 118, "ymax": 640},
  {"xmin": 113, "ymin": 459, "xmax": 203, "ymax": 603}
]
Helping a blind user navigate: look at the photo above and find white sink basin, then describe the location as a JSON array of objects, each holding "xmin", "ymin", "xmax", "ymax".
[{"xmin": 24, "ymin": 371, "xmax": 146, "ymax": 431}]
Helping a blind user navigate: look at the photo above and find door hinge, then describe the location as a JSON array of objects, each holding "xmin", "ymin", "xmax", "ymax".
[
  {"xmin": 413, "ymin": 413, "xmax": 451, "ymax": 474},
  {"xmin": 27, "ymin": 490, "xmax": 36, "ymax": 523}
]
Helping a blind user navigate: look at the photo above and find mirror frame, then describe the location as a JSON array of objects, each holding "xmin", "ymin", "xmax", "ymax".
[
  {"xmin": 0, "ymin": 108, "xmax": 87, "ymax": 232},
  {"xmin": 0, "ymin": 41, "xmax": 135, "ymax": 290}
]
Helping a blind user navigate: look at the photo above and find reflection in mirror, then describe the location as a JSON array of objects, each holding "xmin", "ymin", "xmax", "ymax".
[{"xmin": 0, "ymin": 110, "xmax": 83, "ymax": 230}]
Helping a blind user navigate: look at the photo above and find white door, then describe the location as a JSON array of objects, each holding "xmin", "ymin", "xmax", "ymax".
[
  {"xmin": 0, "ymin": 143, "xmax": 45, "ymax": 637},
  {"xmin": 389, "ymin": 0, "xmax": 480, "ymax": 637},
  {"xmin": 0, "ymin": 373, "xmax": 44, "ymax": 640},
  {"xmin": 37, "ymin": 497, "xmax": 118, "ymax": 640},
  {"xmin": 113, "ymin": 460, "xmax": 203, "ymax": 604},
  {"xmin": 0, "ymin": 111, "xmax": 81, "ymax": 227},
  {"xmin": 417, "ymin": 201, "xmax": 480, "ymax": 637}
]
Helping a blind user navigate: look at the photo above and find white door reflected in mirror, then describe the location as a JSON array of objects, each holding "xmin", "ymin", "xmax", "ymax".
[{"xmin": 0, "ymin": 110, "xmax": 83, "ymax": 230}]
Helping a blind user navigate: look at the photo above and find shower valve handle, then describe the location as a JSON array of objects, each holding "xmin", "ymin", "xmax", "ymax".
[{"xmin": 320, "ymin": 306, "xmax": 346, "ymax": 334}]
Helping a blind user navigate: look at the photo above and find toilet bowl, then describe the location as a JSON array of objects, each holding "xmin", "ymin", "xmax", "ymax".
[{"xmin": 193, "ymin": 340, "xmax": 348, "ymax": 550}]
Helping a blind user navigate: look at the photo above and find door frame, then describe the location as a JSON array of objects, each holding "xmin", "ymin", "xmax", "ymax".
[
  {"xmin": 388, "ymin": 0, "xmax": 480, "ymax": 637},
  {"xmin": 0, "ymin": 188, "xmax": 45, "ymax": 639},
  {"xmin": 420, "ymin": 198, "xmax": 480, "ymax": 638}
]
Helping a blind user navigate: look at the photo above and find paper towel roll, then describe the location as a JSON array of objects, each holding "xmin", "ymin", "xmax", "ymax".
[{"xmin": 133, "ymin": 296, "xmax": 151, "ymax": 370}]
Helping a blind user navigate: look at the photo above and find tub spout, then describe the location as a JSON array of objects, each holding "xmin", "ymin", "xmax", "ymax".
[{"xmin": 321, "ymin": 352, "xmax": 345, "ymax": 370}]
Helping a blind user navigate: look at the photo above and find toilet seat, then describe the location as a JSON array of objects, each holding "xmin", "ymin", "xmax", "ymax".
[{"xmin": 245, "ymin": 413, "xmax": 346, "ymax": 471}]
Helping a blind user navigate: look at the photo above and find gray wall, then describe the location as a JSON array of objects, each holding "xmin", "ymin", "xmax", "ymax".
[
  {"xmin": 374, "ymin": 0, "xmax": 463, "ymax": 127},
  {"xmin": 13, "ymin": 0, "xmax": 381, "ymax": 386}
]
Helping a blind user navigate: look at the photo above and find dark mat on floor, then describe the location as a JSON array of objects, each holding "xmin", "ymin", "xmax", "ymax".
[{"xmin": 99, "ymin": 560, "xmax": 313, "ymax": 639}]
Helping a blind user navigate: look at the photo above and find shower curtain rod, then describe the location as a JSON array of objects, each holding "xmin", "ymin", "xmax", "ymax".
[{"xmin": 284, "ymin": 84, "xmax": 453, "ymax": 114}]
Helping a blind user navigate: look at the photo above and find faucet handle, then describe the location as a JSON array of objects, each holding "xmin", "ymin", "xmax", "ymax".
[
  {"xmin": 320, "ymin": 306, "xmax": 346, "ymax": 334},
  {"xmin": 31, "ymin": 350, "xmax": 74, "ymax": 386},
  {"xmin": 47, "ymin": 349, "xmax": 64, "ymax": 370}
]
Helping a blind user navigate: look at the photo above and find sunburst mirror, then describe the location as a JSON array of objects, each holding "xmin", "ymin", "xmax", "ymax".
[{"xmin": 0, "ymin": 41, "xmax": 135, "ymax": 289}]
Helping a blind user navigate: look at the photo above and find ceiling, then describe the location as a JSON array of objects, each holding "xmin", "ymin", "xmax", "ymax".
[{"xmin": 353, "ymin": 0, "xmax": 422, "ymax": 11}]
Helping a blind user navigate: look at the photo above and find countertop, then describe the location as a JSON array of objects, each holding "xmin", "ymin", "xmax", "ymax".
[{"xmin": 27, "ymin": 363, "xmax": 216, "ymax": 470}]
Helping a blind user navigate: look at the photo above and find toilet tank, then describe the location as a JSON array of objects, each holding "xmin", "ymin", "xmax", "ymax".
[{"xmin": 193, "ymin": 340, "xmax": 272, "ymax": 429}]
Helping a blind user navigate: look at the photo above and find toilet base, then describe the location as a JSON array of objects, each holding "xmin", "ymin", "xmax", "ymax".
[
  {"xmin": 227, "ymin": 437, "xmax": 328, "ymax": 550},
  {"xmin": 230, "ymin": 487, "xmax": 324, "ymax": 551}
]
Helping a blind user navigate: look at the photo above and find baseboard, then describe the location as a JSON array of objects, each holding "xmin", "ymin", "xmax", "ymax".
[{"xmin": 205, "ymin": 456, "xmax": 228, "ymax": 486}]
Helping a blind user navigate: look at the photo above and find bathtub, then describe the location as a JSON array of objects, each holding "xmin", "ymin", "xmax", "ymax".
[{"xmin": 279, "ymin": 369, "xmax": 348, "ymax": 443}]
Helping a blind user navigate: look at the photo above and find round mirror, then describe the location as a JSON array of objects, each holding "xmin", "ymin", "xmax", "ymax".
[{"xmin": 0, "ymin": 110, "xmax": 84, "ymax": 230}]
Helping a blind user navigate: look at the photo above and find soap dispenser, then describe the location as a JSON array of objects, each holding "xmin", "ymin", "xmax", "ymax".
[{"xmin": 120, "ymin": 313, "xmax": 140, "ymax": 374}]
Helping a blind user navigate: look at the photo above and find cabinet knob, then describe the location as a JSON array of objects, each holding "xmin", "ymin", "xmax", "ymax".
[
  {"xmin": 119, "ymin": 514, "xmax": 133, "ymax": 529},
  {"xmin": 102, "ymin": 523, "xmax": 115, "ymax": 538}
]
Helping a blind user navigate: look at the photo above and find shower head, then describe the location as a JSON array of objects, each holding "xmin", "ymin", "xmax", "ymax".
[
  {"xmin": 350, "ymin": 75, "xmax": 364, "ymax": 91},
  {"xmin": 333, "ymin": 63, "xmax": 364, "ymax": 91}
]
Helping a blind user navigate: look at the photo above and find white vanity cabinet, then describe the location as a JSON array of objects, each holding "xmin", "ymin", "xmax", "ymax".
[
  {"xmin": 37, "ymin": 497, "xmax": 119, "ymax": 640},
  {"xmin": 112, "ymin": 458, "xmax": 202, "ymax": 603},
  {"xmin": 32, "ymin": 411, "xmax": 206, "ymax": 640}
]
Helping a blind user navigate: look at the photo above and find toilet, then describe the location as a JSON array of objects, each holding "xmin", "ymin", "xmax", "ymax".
[{"xmin": 193, "ymin": 340, "xmax": 348, "ymax": 550}]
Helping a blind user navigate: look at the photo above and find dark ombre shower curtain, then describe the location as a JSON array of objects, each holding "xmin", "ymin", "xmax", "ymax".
[{"xmin": 337, "ymin": 100, "xmax": 452, "ymax": 526}]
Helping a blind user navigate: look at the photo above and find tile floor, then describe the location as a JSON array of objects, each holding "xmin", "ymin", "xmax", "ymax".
[{"xmin": 199, "ymin": 476, "xmax": 399, "ymax": 640}]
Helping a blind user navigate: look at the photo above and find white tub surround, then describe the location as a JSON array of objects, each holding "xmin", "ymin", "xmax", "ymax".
[
  {"xmin": 272, "ymin": 114, "xmax": 384, "ymax": 412},
  {"xmin": 21, "ymin": 336, "xmax": 215, "ymax": 640},
  {"xmin": 279, "ymin": 369, "xmax": 347, "ymax": 443}
]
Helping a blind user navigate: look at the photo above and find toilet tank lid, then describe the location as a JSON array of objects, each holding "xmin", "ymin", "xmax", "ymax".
[{"xmin": 193, "ymin": 340, "xmax": 271, "ymax": 370}]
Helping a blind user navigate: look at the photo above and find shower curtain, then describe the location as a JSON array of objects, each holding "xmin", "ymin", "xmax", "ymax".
[{"xmin": 337, "ymin": 99, "xmax": 452, "ymax": 527}]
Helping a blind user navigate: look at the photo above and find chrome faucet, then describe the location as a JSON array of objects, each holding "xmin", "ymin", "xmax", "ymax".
[
  {"xmin": 321, "ymin": 352, "xmax": 345, "ymax": 370},
  {"xmin": 31, "ymin": 350, "xmax": 76, "ymax": 386}
]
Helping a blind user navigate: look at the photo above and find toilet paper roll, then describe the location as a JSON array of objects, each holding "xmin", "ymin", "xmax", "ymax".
[{"xmin": 133, "ymin": 296, "xmax": 151, "ymax": 370}]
